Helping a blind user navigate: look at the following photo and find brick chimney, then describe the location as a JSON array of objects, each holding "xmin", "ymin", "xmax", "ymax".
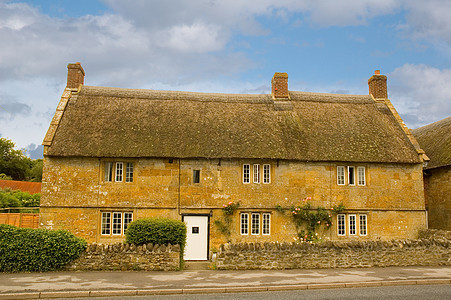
[
  {"xmin": 368, "ymin": 70, "xmax": 387, "ymax": 99},
  {"xmin": 272, "ymin": 72, "xmax": 289, "ymax": 99},
  {"xmin": 66, "ymin": 62, "xmax": 85, "ymax": 89}
]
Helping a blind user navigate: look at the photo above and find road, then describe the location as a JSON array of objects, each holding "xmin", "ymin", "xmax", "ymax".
[{"xmin": 55, "ymin": 284, "xmax": 450, "ymax": 300}]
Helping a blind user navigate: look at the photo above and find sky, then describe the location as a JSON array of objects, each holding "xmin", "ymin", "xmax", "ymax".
[{"xmin": 0, "ymin": 0, "xmax": 450, "ymax": 159}]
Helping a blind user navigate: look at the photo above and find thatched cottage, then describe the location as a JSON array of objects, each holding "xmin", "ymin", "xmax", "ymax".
[
  {"xmin": 412, "ymin": 117, "xmax": 451, "ymax": 230},
  {"xmin": 41, "ymin": 63, "xmax": 428, "ymax": 260}
]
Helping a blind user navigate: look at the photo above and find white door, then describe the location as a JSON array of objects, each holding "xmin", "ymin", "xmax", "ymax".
[{"xmin": 184, "ymin": 215, "xmax": 209, "ymax": 261}]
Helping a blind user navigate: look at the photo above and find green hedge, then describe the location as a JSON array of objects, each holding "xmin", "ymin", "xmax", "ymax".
[
  {"xmin": 0, "ymin": 224, "xmax": 87, "ymax": 272},
  {"xmin": 125, "ymin": 218, "xmax": 186, "ymax": 249}
]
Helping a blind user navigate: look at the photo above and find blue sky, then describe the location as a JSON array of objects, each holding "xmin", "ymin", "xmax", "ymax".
[{"xmin": 1, "ymin": 0, "xmax": 450, "ymax": 159}]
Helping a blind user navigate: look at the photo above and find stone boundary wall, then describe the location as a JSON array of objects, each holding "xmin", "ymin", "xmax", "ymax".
[
  {"xmin": 216, "ymin": 236, "xmax": 451, "ymax": 270},
  {"xmin": 66, "ymin": 243, "xmax": 180, "ymax": 271}
]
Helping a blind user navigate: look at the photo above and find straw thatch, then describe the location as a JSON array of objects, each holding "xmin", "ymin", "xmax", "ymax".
[
  {"xmin": 412, "ymin": 117, "xmax": 451, "ymax": 169},
  {"xmin": 44, "ymin": 86, "xmax": 420, "ymax": 163}
]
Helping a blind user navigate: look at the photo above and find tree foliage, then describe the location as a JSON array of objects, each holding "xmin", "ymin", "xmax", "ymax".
[
  {"xmin": 0, "ymin": 138, "xmax": 42, "ymax": 181},
  {"xmin": 0, "ymin": 188, "xmax": 40, "ymax": 208}
]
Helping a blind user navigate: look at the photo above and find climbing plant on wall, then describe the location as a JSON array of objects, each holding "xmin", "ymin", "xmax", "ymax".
[
  {"xmin": 277, "ymin": 197, "xmax": 345, "ymax": 242},
  {"xmin": 214, "ymin": 201, "xmax": 240, "ymax": 241}
]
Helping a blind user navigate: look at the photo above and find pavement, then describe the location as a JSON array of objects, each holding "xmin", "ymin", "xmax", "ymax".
[{"xmin": 0, "ymin": 266, "xmax": 450, "ymax": 299}]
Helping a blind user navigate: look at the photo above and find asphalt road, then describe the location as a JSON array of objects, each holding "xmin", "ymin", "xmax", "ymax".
[{"xmin": 54, "ymin": 284, "xmax": 451, "ymax": 300}]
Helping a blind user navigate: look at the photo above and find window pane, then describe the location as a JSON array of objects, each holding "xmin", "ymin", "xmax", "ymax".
[
  {"xmin": 193, "ymin": 170, "xmax": 200, "ymax": 184},
  {"xmin": 359, "ymin": 215, "xmax": 367, "ymax": 236},
  {"xmin": 337, "ymin": 214, "xmax": 346, "ymax": 236},
  {"xmin": 251, "ymin": 213, "xmax": 260, "ymax": 235},
  {"xmin": 124, "ymin": 212, "xmax": 133, "ymax": 233},
  {"xmin": 240, "ymin": 213, "xmax": 249, "ymax": 235},
  {"xmin": 101, "ymin": 212, "xmax": 111, "ymax": 235},
  {"xmin": 126, "ymin": 163, "xmax": 134, "ymax": 182},
  {"xmin": 348, "ymin": 166, "xmax": 355, "ymax": 185},
  {"xmin": 104, "ymin": 162, "xmax": 113, "ymax": 182},
  {"xmin": 263, "ymin": 164, "xmax": 271, "ymax": 184},
  {"xmin": 349, "ymin": 215, "xmax": 356, "ymax": 235},
  {"xmin": 358, "ymin": 167, "xmax": 365, "ymax": 186},
  {"xmin": 112, "ymin": 212, "xmax": 122, "ymax": 235},
  {"xmin": 116, "ymin": 162, "xmax": 123, "ymax": 182},
  {"xmin": 253, "ymin": 164, "xmax": 260, "ymax": 183},
  {"xmin": 262, "ymin": 213, "xmax": 270, "ymax": 235},
  {"xmin": 337, "ymin": 166, "xmax": 345, "ymax": 185},
  {"xmin": 243, "ymin": 164, "xmax": 250, "ymax": 184}
]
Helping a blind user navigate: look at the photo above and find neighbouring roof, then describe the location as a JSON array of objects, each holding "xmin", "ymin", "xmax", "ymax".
[
  {"xmin": 411, "ymin": 117, "xmax": 451, "ymax": 169},
  {"xmin": 44, "ymin": 86, "xmax": 421, "ymax": 164},
  {"xmin": 0, "ymin": 180, "xmax": 41, "ymax": 194}
]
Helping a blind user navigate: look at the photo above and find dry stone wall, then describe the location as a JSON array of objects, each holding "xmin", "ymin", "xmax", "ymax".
[
  {"xmin": 66, "ymin": 243, "xmax": 180, "ymax": 271},
  {"xmin": 215, "ymin": 235, "xmax": 450, "ymax": 270}
]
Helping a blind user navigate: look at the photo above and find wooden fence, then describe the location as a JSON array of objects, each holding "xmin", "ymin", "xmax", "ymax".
[{"xmin": 0, "ymin": 213, "xmax": 39, "ymax": 228}]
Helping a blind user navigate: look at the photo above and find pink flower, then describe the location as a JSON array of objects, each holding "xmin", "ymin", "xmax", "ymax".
[
  {"xmin": 228, "ymin": 201, "xmax": 233, "ymax": 205},
  {"xmin": 306, "ymin": 197, "xmax": 311, "ymax": 200},
  {"xmin": 223, "ymin": 204, "xmax": 227, "ymax": 208},
  {"xmin": 318, "ymin": 221, "xmax": 321, "ymax": 224}
]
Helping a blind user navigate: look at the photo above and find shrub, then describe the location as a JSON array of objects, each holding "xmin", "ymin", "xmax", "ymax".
[
  {"xmin": 0, "ymin": 224, "xmax": 87, "ymax": 272},
  {"xmin": 125, "ymin": 218, "xmax": 186, "ymax": 249}
]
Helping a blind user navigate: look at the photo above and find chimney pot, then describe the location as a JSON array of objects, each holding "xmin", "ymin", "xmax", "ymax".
[
  {"xmin": 66, "ymin": 62, "xmax": 85, "ymax": 89},
  {"xmin": 368, "ymin": 70, "xmax": 387, "ymax": 99},
  {"xmin": 272, "ymin": 72, "xmax": 289, "ymax": 99}
]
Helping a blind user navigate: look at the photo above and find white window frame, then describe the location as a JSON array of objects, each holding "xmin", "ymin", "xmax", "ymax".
[
  {"xmin": 253, "ymin": 164, "xmax": 260, "ymax": 184},
  {"xmin": 357, "ymin": 166, "xmax": 366, "ymax": 186},
  {"xmin": 104, "ymin": 162, "xmax": 113, "ymax": 182},
  {"xmin": 243, "ymin": 164, "xmax": 250, "ymax": 184},
  {"xmin": 337, "ymin": 214, "xmax": 346, "ymax": 236},
  {"xmin": 348, "ymin": 214, "xmax": 357, "ymax": 235},
  {"xmin": 348, "ymin": 166, "xmax": 355, "ymax": 186},
  {"xmin": 251, "ymin": 213, "xmax": 260, "ymax": 235},
  {"xmin": 101, "ymin": 212, "xmax": 111, "ymax": 235},
  {"xmin": 115, "ymin": 162, "xmax": 123, "ymax": 182},
  {"xmin": 263, "ymin": 164, "xmax": 271, "ymax": 184},
  {"xmin": 359, "ymin": 215, "xmax": 367, "ymax": 236},
  {"xmin": 337, "ymin": 166, "xmax": 345, "ymax": 185},
  {"xmin": 262, "ymin": 213, "xmax": 271, "ymax": 235},
  {"xmin": 101, "ymin": 211, "xmax": 133, "ymax": 236},
  {"xmin": 240, "ymin": 213, "xmax": 249, "ymax": 235},
  {"xmin": 126, "ymin": 162, "xmax": 134, "ymax": 183}
]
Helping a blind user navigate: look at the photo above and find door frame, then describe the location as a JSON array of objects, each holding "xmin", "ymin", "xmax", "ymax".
[{"xmin": 182, "ymin": 214, "xmax": 210, "ymax": 261}]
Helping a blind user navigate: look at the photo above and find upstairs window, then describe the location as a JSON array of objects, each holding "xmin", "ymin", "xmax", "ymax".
[
  {"xmin": 337, "ymin": 166, "xmax": 365, "ymax": 186},
  {"xmin": 193, "ymin": 170, "xmax": 200, "ymax": 184},
  {"xmin": 263, "ymin": 164, "xmax": 271, "ymax": 184},
  {"xmin": 243, "ymin": 164, "xmax": 250, "ymax": 184},
  {"xmin": 253, "ymin": 164, "xmax": 260, "ymax": 183},
  {"xmin": 104, "ymin": 161, "xmax": 134, "ymax": 183}
]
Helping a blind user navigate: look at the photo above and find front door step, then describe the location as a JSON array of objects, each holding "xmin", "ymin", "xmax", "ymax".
[{"xmin": 184, "ymin": 261, "xmax": 211, "ymax": 270}]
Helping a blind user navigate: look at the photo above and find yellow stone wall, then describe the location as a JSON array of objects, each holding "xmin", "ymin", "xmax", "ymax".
[
  {"xmin": 40, "ymin": 157, "xmax": 426, "ymax": 246},
  {"xmin": 424, "ymin": 167, "xmax": 451, "ymax": 230}
]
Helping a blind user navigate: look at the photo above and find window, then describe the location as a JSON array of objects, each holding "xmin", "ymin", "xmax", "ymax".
[
  {"xmin": 262, "ymin": 213, "xmax": 271, "ymax": 235},
  {"xmin": 357, "ymin": 167, "xmax": 366, "ymax": 186},
  {"xmin": 105, "ymin": 162, "xmax": 113, "ymax": 182},
  {"xmin": 240, "ymin": 213, "xmax": 249, "ymax": 235},
  {"xmin": 337, "ymin": 214, "xmax": 346, "ymax": 236},
  {"xmin": 253, "ymin": 164, "xmax": 260, "ymax": 183},
  {"xmin": 101, "ymin": 211, "xmax": 133, "ymax": 236},
  {"xmin": 263, "ymin": 164, "xmax": 271, "ymax": 184},
  {"xmin": 337, "ymin": 166, "xmax": 345, "ymax": 185},
  {"xmin": 251, "ymin": 213, "xmax": 260, "ymax": 235},
  {"xmin": 349, "ymin": 214, "xmax": 356, "ymax": 235},
  {"xmin": 359, "ymin": 215, "xmax": 367, "ymax": 236},
  {"xmin": 101, "ymin": 212, "xmax": 111, "ymax": 235},
  {"xmin": 337, "ymin": 166, "xmax": 365, "ymax": 186},
  {"xmin": 193, "ymin": 170, "xmax": 200, "ymax": 184},
  {"xmin": 348, "ymin": 166, "xmax": 355, "ymax": 185},
  {"xmin": 243, "ymin": 164, "xmax": 250, "ymax": 184},
  {"xmin": 126, "ymin": 163, "xmax": 134, "ymax": 182},
  {"xmin": 104, "ymin": 161, "xmax": 134, "ymax": 183}
]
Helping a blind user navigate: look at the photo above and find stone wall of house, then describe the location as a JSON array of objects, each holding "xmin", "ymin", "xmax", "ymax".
[
  {"xmin": 65, "ymin": 243, "xmax": 180, "ymax": 271},
  {"xmin": 424, "ymin": 167, "xmax": 451, "ymax": 230},
  {"xmin": 215, "ymin": 236, "xmax": 450, "ymax": 270},
  {"xmin": 41, "ymin": 156, "xmax": 426, "ymax": 247}
]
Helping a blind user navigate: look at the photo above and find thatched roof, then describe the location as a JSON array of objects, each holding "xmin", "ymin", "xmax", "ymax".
[
  {"xmin": 412, "ymin": 117, "xmax": 451, "ymax": 169},
  {"xmin": 44, "ymin": 86, "xmax": 421, "ymax": 163}
]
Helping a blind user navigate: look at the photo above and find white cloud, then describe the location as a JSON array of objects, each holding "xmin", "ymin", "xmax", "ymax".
[{"xmin": 390, "ymin": 64, "xmax": 451, "ymax": 128}]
